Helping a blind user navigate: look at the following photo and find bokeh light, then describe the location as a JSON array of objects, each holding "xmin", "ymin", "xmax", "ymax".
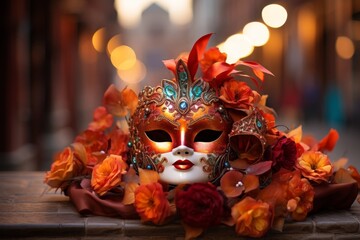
[
  {"xmin": 110, "ymin": 45, "xmax": 137, "ymax": 70},
  {"xmin": 336, "ymin": 36, "xmax": 355, "ymax": 59},
  {"xmin": 243, "ymin": 21, "xmax": 270, "ymax": 46},
  {"xmin": 262, "ymin": 4, "xmax": 288, "ymax": 28},
  {"xmin": 92, "ymin": 27, "xmax": 106, "ymax": 52},
  {"xmin": 219, "ymin": 34, "xmax": 254, "ymax": 63},
  {"xmin": 117, "ymin": 60, "xmax": 147, "ymax": 84},
  {"xmin": 115, "ymin": 0, "xmax": 193, "ymax": 28},
  {"xmin": 107, "ymin": 34, "xmax": 122, "ymax": 55}
]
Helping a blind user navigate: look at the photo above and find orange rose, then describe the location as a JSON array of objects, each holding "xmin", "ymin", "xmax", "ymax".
[
  {"xmin": 219, "ymin": 79, "xmax": 256, "ymax": 110},
  {"xmin": 134, "ymin": 182, "xmax": 172, "ymax": 225},
  {"xmin": 45, "ymin": 146, "xmax": 85, "ymax": 189},
  {"xmin": 231, "ymin": 196, "xmax": 272, "ymax": 238},
  {"xmin": 91, "ymin": 155, "xmax": 128, "ymax": 196},
  {"xmin": 296, "ymin": 151, "xmax": 333, "ymax": 183}
]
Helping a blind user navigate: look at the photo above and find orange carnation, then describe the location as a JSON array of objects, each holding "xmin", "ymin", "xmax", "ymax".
[
  {"xmin": 91, "ymin": 155, "xmax": 128, "ymax": 196},
  {"xmin": 134, "ymin": 182, "xmax": 172, "ymax": 225},
  {"xmin": 296, "ymin": 151, "xmax": 333, "ymax": 183},
  {"xmin": 45, "ymin": 146, "xmax": 86, "ymax": 189},
  {"xmin": 231, "ymin": 196, "xmax": 272, "ymax": 238}
]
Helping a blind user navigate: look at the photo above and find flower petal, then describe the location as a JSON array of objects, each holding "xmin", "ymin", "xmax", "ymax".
[
  {"xmin": 243, "ymin": 174, "xmax": 259, "ymax": 193},
  {"xmin": 220, "ymin": 170, "xmax": 244, "ymax": 198}
]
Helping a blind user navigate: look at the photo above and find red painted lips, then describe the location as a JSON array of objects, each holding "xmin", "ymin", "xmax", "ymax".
[{"xmin": 173, "ymin": 160, "xmax": 194, "ymax": 170}]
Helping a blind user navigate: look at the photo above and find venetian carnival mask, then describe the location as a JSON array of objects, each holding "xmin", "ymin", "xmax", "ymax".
[{"xmin": 128, "ymin": 60, "xmax": 233, "ymax": 185}]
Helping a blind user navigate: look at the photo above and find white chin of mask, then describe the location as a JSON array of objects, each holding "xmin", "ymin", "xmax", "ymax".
[{"xmin": 158, "ymin": 145, "xmax": 210, "ymax": 185}]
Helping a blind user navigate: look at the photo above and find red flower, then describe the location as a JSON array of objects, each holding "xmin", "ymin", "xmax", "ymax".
[
  {"xmin": 175, "ymin": 183, "xmax": 224, "ymax": 228},
  {"xmin": 87, "ymin": 106, "xmax": 113, "ymax": 132},
  {"xmin": 271, "ymin": 136, "xmax": 297, "ymax": 171},
  {"xmin": 219, "ymin": 79, "xmax": 256, "ymax": 110},
  {"xmin": 200, "ymin": 47, "xmax": 227, "ymax": 71}
]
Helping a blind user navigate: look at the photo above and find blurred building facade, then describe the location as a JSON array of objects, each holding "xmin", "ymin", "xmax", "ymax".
[{"xmin": 1, "ymin": 0, "xmax": 360, "ymax": 170}]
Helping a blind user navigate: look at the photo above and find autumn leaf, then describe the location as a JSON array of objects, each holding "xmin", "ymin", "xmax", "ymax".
[
  {"xmin": 182, "ymin": 222, "xmax": 204, "ymax": 240},
  {"xmin": 333, "ymin": 157, "xmax": 348, "ymax": 171},
  {"xmin": 138, "ymin": 168, "xmax": 160, "ymax": 185},
  {"xmin": 103, "ymin": 84, "xmax": 138, "ymax": 117},
  {"xmin": 286, "ymin": 125, "xmax": 303, "ymax": 143},
  {"xmin": 87, "ymin": 106, "xmax": 113, "ymax": 131},
  {"xmin": 121, "ymin": 182, "xmax": 139, "ymax": 205},
  {"xmin": 70, "ymin": 142, "xmax": 87, "ymax": 165},
  {"xmin": 333, "ymin": 168, "xmax": 357, "ymax": 184}
]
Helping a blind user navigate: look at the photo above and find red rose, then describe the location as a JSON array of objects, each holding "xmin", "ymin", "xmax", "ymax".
[
  {"xmin": 175, "ymin": 183, "xmax": 224, "ymax": 228},
  {"xmin": 271, "ymin": 136, "xmax": 297, "ymax": 171}
]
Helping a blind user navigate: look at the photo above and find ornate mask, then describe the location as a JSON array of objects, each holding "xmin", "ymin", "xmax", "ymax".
[{"xmin": 128, "ymin": 60, "xmax": 233, "ymax": 185}]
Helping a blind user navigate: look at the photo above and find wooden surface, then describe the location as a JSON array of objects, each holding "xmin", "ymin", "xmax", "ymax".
[{"xmin": 1, "ymin": 171, "xmax": 360, "ymax": 239}]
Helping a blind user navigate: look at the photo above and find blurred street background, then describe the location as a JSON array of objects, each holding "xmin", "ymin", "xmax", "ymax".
[{"xmin": 1, "ymin": 0, "xmax": 360, "ymax": 171}]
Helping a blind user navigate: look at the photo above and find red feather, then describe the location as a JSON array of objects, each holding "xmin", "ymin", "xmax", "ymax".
[{"xmin": 187, "ymin": 33, "xmax": 213, "ymax": 80}]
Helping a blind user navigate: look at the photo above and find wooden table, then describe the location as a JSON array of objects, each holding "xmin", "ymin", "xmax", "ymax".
[{"xmin": 1, "ymin": 172, "xmax": 360, "ymax": 239}]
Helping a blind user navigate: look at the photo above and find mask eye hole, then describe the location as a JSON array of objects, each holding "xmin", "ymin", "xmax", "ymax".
[
  {"xmin": 194, "ymin": 130, "xmax": 222, "ymax": 142},
  {"xmin": 145, "ymin": 130, "xmax": 172, "ymax": 142}
]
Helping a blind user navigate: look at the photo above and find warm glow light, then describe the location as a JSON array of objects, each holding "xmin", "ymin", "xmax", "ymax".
[
  {"xmin": 298, "ymin": 6, "xmax": 316, "ymax": 46},
  {"xmin": 117, "ymin": 60, "xmax": 147, "ymax": 84},
  {"xmin": 110, "ymin": 45, "xmax": 137, "ymax": 70},
  {"xmin": 107, "ymin": 34, "xmax": 122, "ymax": 55},
  {"xmin": 336, "ymin": 36, "xmax": 355, "ymax": 59},
  {"xmin": 219, "ymin": 34, "xmax": 254, "ymax": 63},
  {"xmin": 262, "ymin": 4, "xmax": 288, "ymax": 28},
  {"xmin": 180, "ymin": 125, "xmax": 186, "ymax": 145},
  {"xmin": 92, "ymin": 27, "xmax": 106, "ymax": 52},
  {"xmin": 114, "ymin": 0, "xmax": 193, "ymax": 28},
  {"xmin": 243, "ymin": 22, "xmax": 270, "ymax": 46}
]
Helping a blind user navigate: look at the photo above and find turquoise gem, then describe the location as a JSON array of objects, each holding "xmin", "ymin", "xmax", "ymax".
[
  {"xmin": 179, "ymin": 71, "xmax": 187, "ymax": 81},
  {"xmin": 256, "ymin": 119, "xmax": 262, "ymax": 128},
  {"xmin": 127, "ymin": 141, "xmax": 132, "ymax": 148},
  {"xmin": 165, "ymin": 85, "xmax": 176, "ymax": 98},
  {"xmin": 146, "ymin": 165, "xmax": 152, "ymax": 170},
  {"xmin": 192, "ymin": 85, "xmax": 202, "ymax": 98},
  {"xmin": 132, "ymin": 157, "xmax": 136, "ymax": 163}
]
